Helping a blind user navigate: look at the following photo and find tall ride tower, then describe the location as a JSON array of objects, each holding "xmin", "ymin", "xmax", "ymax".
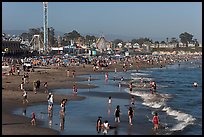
[{"xmin": 43, "ymin": 2, "xmax": 48, "ymax": 53}]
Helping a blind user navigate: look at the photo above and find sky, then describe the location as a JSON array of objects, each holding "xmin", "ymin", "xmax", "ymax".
[{"xmin": 2, "ymin": 2, "xmax": 202, "ymax": 42}]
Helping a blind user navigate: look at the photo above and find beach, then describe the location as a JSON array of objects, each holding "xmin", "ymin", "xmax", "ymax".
[
  {"xmin": 2, "ymin": 65, "xmax": 93, "ymax": 135},
  {"xmin": 2, "ymin": 54, "xmax": 202, "ymax": 135}
]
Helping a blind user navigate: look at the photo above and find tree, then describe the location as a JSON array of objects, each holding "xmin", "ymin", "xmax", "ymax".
[
  {"xmin": 179, "ymin": 32, "xmax": 193, "ymax": 47},
  {"xmin": 193, "ymin": 39, "xmax": 199, "ymax": 47},
  {"xmin": 113, "ymin": 39, "xmax": 123, "ymax": 45},
  {"xmin": 131, "ymin": 39, "xmax": 138, "ymax": 45},
  {"xmin": 160, "ymin": 41, "xmax": 166, "ymax": 45},
  {"xmin": 20, "ymin": 32, "xmax": 30, "ymax": 41},
  {"xmin": 20, "ymin": 28, "xmax": 42, "ymax": 42},
  {"xmin": 63, "ymin": 30, "xmax": 81, "ymax": 45},
  {"xmin": 85, "ymin": 35, "xmax": 97, "ymax": 45},
  {"xmin": 154, "ymin": 41, "xmax": 160, "ymax": 48},
  {"xmin": 170, "ymin": 37, "xmax": 179, "ymax": 48}
]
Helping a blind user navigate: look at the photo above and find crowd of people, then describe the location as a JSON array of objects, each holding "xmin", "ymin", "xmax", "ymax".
[
  {"xmin": 96, "ymin": 95, "xmax": 160, "ymax": 135},
  {"xmin": 2, "ymin": 53, "xmax": 201, "ymax": 134}
]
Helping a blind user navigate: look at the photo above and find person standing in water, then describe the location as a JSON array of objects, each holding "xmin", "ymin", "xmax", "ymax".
[
  {"xmin": 73, "ymin": 84, "xmax": 78, "ymax": 96},
  {"xmin": 153, "ymin": 81, "xmax": 157, "ymax": 94},
  {"xmin": 96, "ymin": 116, "xmax": 103, "ymax": 133},
  {"xmin": 114, "ymin": 105, "xmax": 121, "ymax": 123},
  {"xmin": 103, "ymin": 120, "xmax": 110, "ymax": 135},
  {"xmin": 31, "ymin": 112, "xmax": 36, "ymax": 126},
  {"xmin": 105, "ymin": 72, "xmax": 109, "ymax": 81},
  {"xmin": 108, "ymin": 97, "xmax": 112, "ymax": 117},
  {"xmin": 129, "ymin": 82, "xmax": 133, "ymax": 93},
  {"xmin": 152, "ymin": 112, "xmax": 159, "ymax": 130},
  {"xmin": 128, "ymin": 107, "xmax": 134, "ymax": 125},
  {"xmin": 130, "ymin": 96, "xmax": 135, "ymax": 106},
  {"xmin": 59, "ymin": 109, "xmax": 65, "ymax": 130},
  {"xmin": 108, "ymin": 96, "xmax": 112, "ymax": 104},
  {"xmin": 88, "ymin": 75, "xmax": 91, "ymax": 85},
  {"xmin": 48, "ymin": 104, "xmax": 53, "ymax": 117}
]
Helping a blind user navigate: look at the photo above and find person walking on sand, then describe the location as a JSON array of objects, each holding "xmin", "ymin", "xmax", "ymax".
[
  {"xmin": 152, "ymin": 112, "xmax": 159, "ymax": 130},
  {"xmin": 33, "ymin": 80, "xmax": 37, "ymax": 94},
  {"xmin": 20, "ymin": 82, "xmax": 24, "ymax": 92},
  {"xmin": 17, "ymin": 67, "xmax": 20, "ymax": 75},
  {"xmin": 114, "ymin": 105, "xmax": 121, "ymax": 123},
  {"xmin": 128, "ymin": 107, "xmax": 134, "ymax": 125},
  {"xmin": 66, "ymin": 69, "xmax": 70, "ymax": 77},
  {"xmin": 31, "ymin": 112, "xmax": 36, "ymax": 126},
  {"xmin": 72, "ymin": 70, "xmax": 75, "ymax": 78},
  {"xmin": 44, "ymin": 82, "xmax": 48, "ymax": 93},
  {"xmin": 26, "ymin": 73, "xmax": 29, "ymax": 83},
  {"xmin": 22, "ymin": 90, "xmax": 28, "ymax": 104},
  {"xmin": 36, "ymin": 80, "xmax": 41, "ymax": 92}
]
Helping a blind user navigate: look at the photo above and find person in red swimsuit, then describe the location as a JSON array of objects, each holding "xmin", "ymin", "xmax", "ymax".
[
  {"xmin": 152, "ymin": 112, "xmax": 159, "ymax": 130},
  {"xmin": 31, "ymin": 112, "xmax": 36, "ymax": 126}
]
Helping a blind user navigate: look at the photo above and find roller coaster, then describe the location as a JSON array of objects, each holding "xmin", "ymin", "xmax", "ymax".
[{"xmin": 20, "ymin": 35, "xmax": 44, "ymax": 54}]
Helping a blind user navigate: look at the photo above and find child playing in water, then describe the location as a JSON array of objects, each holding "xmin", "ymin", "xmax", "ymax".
[
  {"xmin": 152, "ymin": 112, "xmax": 159, "ymax": 130},
  {"xmin": 31, "ymin": 112, "xmax": 36, "ymax": 126},
  {"xmin": 108, "ymin": 96, "xmax": 112, "ymax": 104}
]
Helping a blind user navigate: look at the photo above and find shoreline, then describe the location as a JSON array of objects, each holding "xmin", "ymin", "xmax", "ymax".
[{"xmin": 2, "ymin": 54, "xmax": 201, "ymax": 135}]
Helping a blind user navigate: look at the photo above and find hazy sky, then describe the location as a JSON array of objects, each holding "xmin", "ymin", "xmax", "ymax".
[{"xmin": 2, "ymin": 2, "xmax": 202, "ymax": 42}]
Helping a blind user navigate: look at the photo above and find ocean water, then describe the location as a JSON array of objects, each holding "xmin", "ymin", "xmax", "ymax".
[
  {"xmin": 128, "ymin": 59, "xmax": 202, "ymax": 135},
  {"xmin": 13, "ymin": 59, "xmax": 202, "ymax": 135}
]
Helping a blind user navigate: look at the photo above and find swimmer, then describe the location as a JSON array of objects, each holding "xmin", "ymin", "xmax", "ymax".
[{"xmin": 193, "ymin": 82, "xmax": 198, "ymax": 87}]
